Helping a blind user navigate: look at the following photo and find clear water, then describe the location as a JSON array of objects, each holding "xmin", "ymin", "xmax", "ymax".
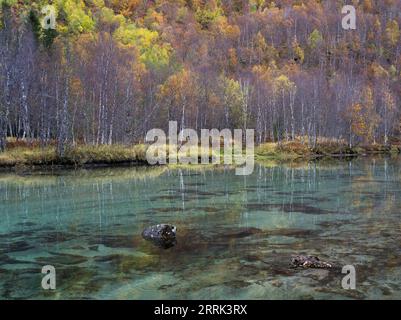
[{"xmin": 1, "ymin": 157, "xmax": 401, "ymax": 300}]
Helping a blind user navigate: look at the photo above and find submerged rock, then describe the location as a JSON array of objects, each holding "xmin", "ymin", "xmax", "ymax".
[
  {"xmin": 142, "ymin": 224, "xmax": 177, "ymax": 249},
  {"xmin": 291, "ymin": 255, "xmax": 333, "ymax": 269}
]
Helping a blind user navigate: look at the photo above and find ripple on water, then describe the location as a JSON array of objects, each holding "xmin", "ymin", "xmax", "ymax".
[
  {"xmin": 35, "ymin": 252, "xmax": 88, "ymax": 266},
  {"xmin": 243, "ymin": 203, "xmax": 336, "ymax": 215},
  {"xmin": 0, "ymin": 240, "xmax": 35, "ymax": 254}
]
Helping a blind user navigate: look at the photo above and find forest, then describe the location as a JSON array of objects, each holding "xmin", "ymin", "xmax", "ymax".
[{"xmin": 0, "ymin": 0, "xmax": 400, "ymax": 158}]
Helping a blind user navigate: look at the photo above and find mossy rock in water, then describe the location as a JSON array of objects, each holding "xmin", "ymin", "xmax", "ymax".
[
  {"xmin": 291, "ymin": 255, "xmax": 333, "ymax": 269},
  {"xmin": 142, "ymin": 224, "xmax": 177, "ymax": 249}
]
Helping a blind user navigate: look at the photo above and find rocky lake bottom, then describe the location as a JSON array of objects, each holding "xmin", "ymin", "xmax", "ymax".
[{"xmin": 1, "ymin": 157, "xmax": 401, "ymax": 299}]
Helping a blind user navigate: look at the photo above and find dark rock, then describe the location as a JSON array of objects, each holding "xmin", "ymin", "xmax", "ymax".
[
  {"xmin": 291, "ymin": 255, "xmax": 333, "ymax": 269},
  {"xmin": 142, "ymin": 224, "xmax": 177, "ymax": 249}
]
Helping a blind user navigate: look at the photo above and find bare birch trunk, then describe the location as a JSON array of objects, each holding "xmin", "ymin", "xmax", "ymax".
[{"xmin": 57, "ymin": 44, "xmax": 71, "ymax": 157}]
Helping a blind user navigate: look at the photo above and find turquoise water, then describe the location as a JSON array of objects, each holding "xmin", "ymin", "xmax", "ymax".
[{"xmin": 1, "ymin": 157, "xmax": 401, "ymax": 299}]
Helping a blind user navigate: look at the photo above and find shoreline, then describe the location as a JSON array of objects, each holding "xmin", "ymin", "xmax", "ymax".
[
  {"xmin": 0, "ymin": 143, "xmax": 399, "ymax": 173},
  {"xmin": 0, "ymin": 160, "xmax": 149, "ymax": 173}
]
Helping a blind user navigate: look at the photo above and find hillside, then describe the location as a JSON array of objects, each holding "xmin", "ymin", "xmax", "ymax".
[{"xmin": 0, "ymin": 0, "xmax": 400, "ymax": 156}]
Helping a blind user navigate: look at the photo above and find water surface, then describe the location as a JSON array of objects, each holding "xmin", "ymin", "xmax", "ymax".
[{"xmin": 1, "ymin": 157, "xmax": 401, "ymax": 299}]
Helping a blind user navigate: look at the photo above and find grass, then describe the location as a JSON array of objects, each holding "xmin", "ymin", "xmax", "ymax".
[
  {"xmin": 0, "ymin": 137, "xmax": 400, "ymax": 169},
  {"xmin": 0, "ymin": 146, "xmax": 57, "ymax": 166},
  {"xmin": 64, "ymin": 144, "xmax": 147, "ymax": 165},
  {"xmin": 0, "ymin": 142, "xmax": 147, "ymax": 168},
  {"xmin": 0, "ymin": 140, "xmax": 221, "ymax": 168},
  {"xmin": 255, "ymin": 137, "xmax": 401, "ymax": 162}
]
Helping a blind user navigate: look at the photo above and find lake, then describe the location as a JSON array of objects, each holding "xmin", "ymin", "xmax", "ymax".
[{"xmin": 1, "ymin": 156, "xmax": 401, "ymax": 299}]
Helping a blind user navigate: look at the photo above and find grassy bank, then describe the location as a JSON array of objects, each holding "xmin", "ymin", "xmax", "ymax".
[
  {"xmin": 0, "ymin": 143, "xmax": 147, "ymax": 168},
  {"xmin": 0, "ymin": 140, "xmax": 218, "ymax": 169},
  {"xmin": 255, "ymin": 139, "xmax": 401, "ymax": 162},
  {"xmin": 0, "ymin": 138, "xmax": 400, "ymax": 170}
]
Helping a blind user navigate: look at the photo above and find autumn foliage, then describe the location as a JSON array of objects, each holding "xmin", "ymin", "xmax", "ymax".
[{"xmin": 0, "ymin": 0, "xmax": 400, "ymax": 155}]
